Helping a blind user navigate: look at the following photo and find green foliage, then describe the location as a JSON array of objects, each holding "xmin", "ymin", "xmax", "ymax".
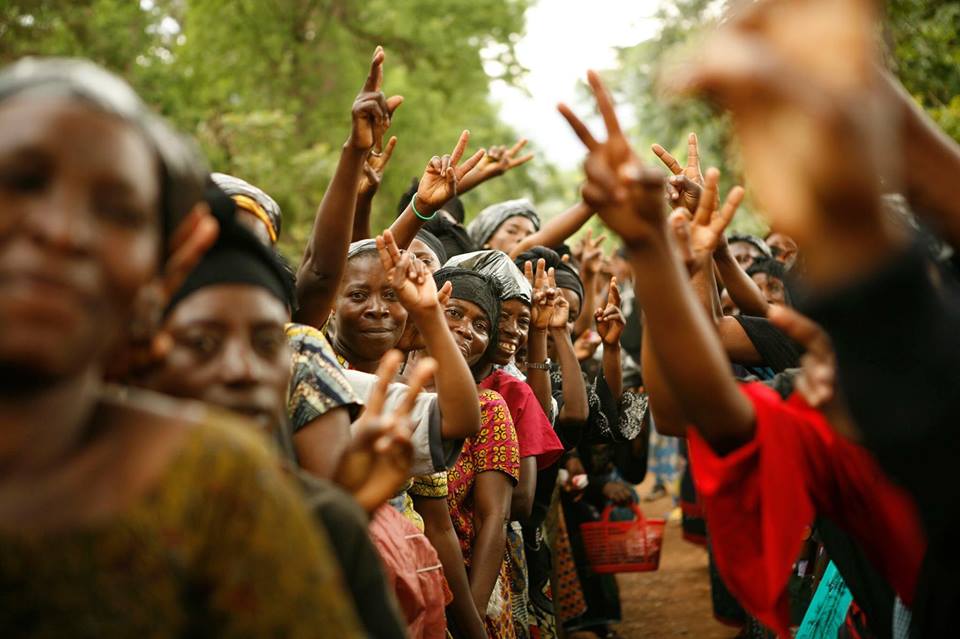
[{"xmin": 0, "ymin": 0, "xmax": 538, "ymax": 257}]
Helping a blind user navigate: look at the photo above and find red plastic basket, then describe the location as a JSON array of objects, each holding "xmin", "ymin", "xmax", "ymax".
[{"xmin": 580, "ymin": 503, "xmax": 665, "ymax": 574}]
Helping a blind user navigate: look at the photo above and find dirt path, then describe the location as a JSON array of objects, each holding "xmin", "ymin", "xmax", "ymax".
[{"xmin": 609, "ymin": 480, "xmax": 740, "ymax": 639}]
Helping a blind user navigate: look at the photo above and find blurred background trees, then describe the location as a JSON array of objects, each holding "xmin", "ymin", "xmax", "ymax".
[{"xmin": 1, "ymin": 0, "xmax": 955, "ymax": 250}]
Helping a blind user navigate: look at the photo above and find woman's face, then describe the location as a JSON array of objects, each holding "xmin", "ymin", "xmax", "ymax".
[
  {"xmin": 408, "ymin": 238, "xmax": 441, "ymax": 273},
  {"xmin": 0, "ymin": 96, "xmax": 160, "ymax": 386},
  {"xmin": 493, "ymin": 298, "xmax": 531, "ymax": 365},
  {"xmin": 442, "ymin": 298, "xmax": 491, "ymax": 367},
  {"xmin": 729, "ymin": 241, "xmax": 764, "ymax": 270},
  {"xmin": 485, "ymin": 215, "xmax": 536, "ymax": 254},
  {"xmin": 750, "ymin": 272, "xmax": 788, "ymax": 306},
  {"xmin": 147, "ymin": 285, "xmax": 291, "ymax": 431},
  {"xmin": 332, "ymin": 254, "xmax": 407, "ymax": 362}
]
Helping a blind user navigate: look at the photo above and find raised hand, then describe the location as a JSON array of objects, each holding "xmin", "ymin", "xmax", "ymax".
[
  {"xmin": 577, "ymin": 228, "xmax": 606, "ymax": 275},
  {"xmin": 459, "ymin": 137, "xmax": 535, "ymax": 191},
  {"xmin": 336, "ymin": 351, "xmax": 434, "ymax": 512},
  {"xmin": 546, "ymin": 267, "xmax": 570, "ymax": 330},
  {"xmin": 685, "ymin": 168, "xmax": 745, "ymax": 272},
  {"xmin": 653, "ymin": 132, "xmax": 707, "ymax": 212},
  {"xmin": 573, "ymin": 329, "xmax": 602, "ymax": 361},
  {"xmin": 415, "ymin": 130, "xmax": 486, "ymax": 214},
  {"xmin": 595, "ymin": 276, "xmax": 625, "ymax": 346},
  {"xmin": 358, "ymin": 135, "xmax": 397, "ymax": 199},
  {"xmin": 349, "ymin": 46, "xmax": 404, "ymax": 152},
  {"xmin": 559, "ymin": 71, "xmax": 667, "ymax": 247},
  {"xmin": 377, "ymin": 229, "xmax": 439, "ymax": 316},
  {"xmin": 524, "ymin": 258, "xmax": 558, "ymax": 331},
  {"xmin": 394, "ymin": 281, "xmax": 453, "ymax": 353}
]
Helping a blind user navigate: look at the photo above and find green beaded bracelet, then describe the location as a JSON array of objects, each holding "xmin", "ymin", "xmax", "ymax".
[{"xmin": 411, "ymin": 195, "xmax": 437, "ymax": 221}]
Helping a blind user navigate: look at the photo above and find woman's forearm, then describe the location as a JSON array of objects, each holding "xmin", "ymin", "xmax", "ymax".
[
  {"xmin": 351, "ymin": 193, "xmax": 375, "ymax": 242},
  {"xmin": 469, "ymin": 516, "xmax": 507, "ymax": 613},
  {"xmin": 714, "ymin": 246, "xmax": 767, "ymax": 316},
  {"xmin": 552, "ymin": 327, "xmax": 589, "ymax": 424},
  {"xmin": 415, "ymin": 496, "xmax": 487, "ymax": 639},
  {"xmin": 389, "ymin": 199, "xmax": 441, "ymax": 250},
  {"xmin": 602, "ymin": 342, "xmax": 623, "ymax": 400},
  {"xmin": 509, "ymin": 457, "xmax": 537, "ymax": 521},
  {"xmin": 295, "ymin": 144, "xmax": 367, "ymax": 328},
  {"xmin": 629, "ymin": 233, "xmax": 754, "ymax": 452},
  {"xmin": 508, "ymin": 202, "xmax": 593, "ymax": 258},
  {"xmin": 573, "ymin": 277, "xmax": 597, "ymax": 338},
  {"xmin": 412, "ymin": 305, "xmax": 481, "ymax": 440},
  {"xmin": 524, "ymin": 328, "xmax": 553, "ymax": 416}
]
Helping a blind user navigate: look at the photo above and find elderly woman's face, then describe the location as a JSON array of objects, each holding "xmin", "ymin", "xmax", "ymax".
[
  {"xmin": 485, "ymin": 215, "xmax": 536, "ymax": 253},
  {"xmin": 0, "ymin": 96, "xmax": 160, "ymax": 386}
]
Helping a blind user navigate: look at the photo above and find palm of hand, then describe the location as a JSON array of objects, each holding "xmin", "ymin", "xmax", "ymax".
[
  {"xmin": 597, "ymin": 315, "xmax": 623, "ymax": 345},
  {"xmin": 394, "ymin": 271, "xmax": 438, "ymax": 314},
  {"xmin": 417, "ymin": 169, "xmax": 452, "ymax": 209}
]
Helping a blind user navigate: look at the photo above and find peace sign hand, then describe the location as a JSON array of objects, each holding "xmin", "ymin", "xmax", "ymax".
[
  {"xmin": 559, "ymin": 71, "xmax": 667, "ymax": 248},
  {"xmin": 462, "ymin": 137, "xmax": 535, "ymax": 187},
  {"xmin": 577, "ymin": 229, "xmax": 606, "ymax": 275},
  {"xmin": 349, "ymin": 46, "xmax": 404, "ymax": 152},
  {"xmin": 358, "ymin": 136, "xmax": 397, "ymax": 199},
  {"xmin": 688, "ymin": 168, "xmax": 744, "ymax": 271},
  {"xmin": 546, "ymin": 267, "xmax": 570, "ymax": 330},
  {"xmin": 595, "ymin": 277, "xmax": 624, "ymax": 346},
  {"xmin": 377, "ymin": 229, "xmax": 440, "ymax": 317},
  {"xmin": 336, "ymin": 351, "xmax": 436, "ymax": 512},
  {"xmin": 524, "ymin": 258, "xmax": 557, "ymax": 331},
  {"xmin": 415, "ymin": 130, "xmax": 486, "ymax": 214}
]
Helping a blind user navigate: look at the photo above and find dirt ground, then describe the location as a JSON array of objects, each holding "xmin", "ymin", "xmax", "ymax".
[{"xmin": 608, "ymin": 478, "xmax": 740, "ymax": 639}]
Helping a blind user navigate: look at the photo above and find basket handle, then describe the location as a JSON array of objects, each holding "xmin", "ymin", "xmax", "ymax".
[{"xmin": 599, "ymin": 502, "xmax": 647, "ymax": 523}]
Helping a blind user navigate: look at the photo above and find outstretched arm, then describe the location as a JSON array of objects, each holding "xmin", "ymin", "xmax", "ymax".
[
  {"xmin": 352, "ymin": 136, "xmax": 398, "ymax": 241},
  {"xmin": 560, "ymin": 70, "xmax": 754, "ymax": 453},
  {"xmin": 508, "ymin": 201, "xmax": 593, "ymax": 258},
  {"xmin": 296, "ymin": 48, "xmax": 403, "ymax": 328},
  {"xmin": 389, "ymin": 131, "xmax": 485, "ymax": 249},
  {"xmin": 457, "ymin": 137, "xmax": 534, "ymax": 197},
  {"xmin": 378, "ymin": 231, "xmax": 481, "ymax": 440}
]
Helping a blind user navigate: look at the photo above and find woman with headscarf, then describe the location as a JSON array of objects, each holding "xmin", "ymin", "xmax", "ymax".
[
  {"xmin": 211, "ymin": 171, "xmax": 282, "ymax": 246},
  {"xmin": 143, "ymin": 213, "xmax": 408, "ymax": 639},
  {"xmin": 467, "ymin": 199, "xmax": 541, "ymax": 255},
  {"xmin": 426, "ymin": 267, "xmax": 521, "ymax": 638},
  {"xmin": 0, "ymin": 57, "xmax": 363, "ymax": 636}
]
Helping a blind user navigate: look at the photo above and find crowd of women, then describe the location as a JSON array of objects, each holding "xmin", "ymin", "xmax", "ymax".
[{"xmin": 2, "ymin": 1, "xmax": 960, "ymax": 637}]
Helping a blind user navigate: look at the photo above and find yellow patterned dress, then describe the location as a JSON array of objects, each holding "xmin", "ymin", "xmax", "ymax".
[{"xmin": 0, "ymin": 415, "xmax": 364, "ymax": 638}]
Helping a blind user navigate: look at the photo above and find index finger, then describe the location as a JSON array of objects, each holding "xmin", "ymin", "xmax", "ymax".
[
  {"xmin": 686, "ymin": 132, "xmax": 700, "ymax": 173},
  {"xmin": 506, "ymin": 138, "xmax": 528, "ymax": 158},
  {"xmin": 558, "ymin": 103, "xmax": 599, "ymax": 151},
  {"xmin": 535, "ymin": 258, "xmax": 547, "ymax": 288},
  {"xmin": 608, "ymin": 276, "xmax": 621, "ymax": 307},
  {"xmin": 587, "ymin": 70, "xmax": 622, "ymax": 140},
  {"xmin": 547, "ymin": 267, "xmax": 557, "ymax": 289},
  {"xmin": 363, "ymin": 45, "xmax": 385, "ymax": 93},
  {"xmin": 381, "ymin": 228, "xmax": 404, "ymax": 266},
  {"xmin": 450, "ymin": 130, "xmax": 470, "ymax": 166},
  {"xmin": 714, "ymin": 185, "xmax": 744, "ymax": 233},
  {"xmin": 365, "ymin": 349, "xmax": 405, "ymax": 416},
  {"xmin": 398, "ymin": 356, "xmax": 437, "ymax": 417},
  {"xmin": 380, "ymin": 135, "xmax": 398, "ymax": 166},
  {"xmin": 693, "ymin": 168, "xmax": 720, "ymax": 226},
  {"xmin": 524, "ymin": 260, "xmax": 534, "ymax": 285},
  {"xmin": 651, "ymin": 143, "xmax": 683, "ymax": 175}
]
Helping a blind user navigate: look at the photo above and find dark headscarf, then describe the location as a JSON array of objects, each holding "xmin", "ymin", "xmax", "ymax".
[
  {"xmin": 167, "ymin": 215, "xmax": 294, "ymax": 314},
  {"xmin": 433, "ymin": 267, "xmax": 501, "ymax": 360},
  {"xmin": 466, "ymin": 198, "xmax": 540, "ymax": 248},
  {"xmin": 414, "ymin": 229, "xmax": 447, "ymax": 265},
  {"xmin": 0, "ymin": 57, "xmax": 206, "ymax": 241},
  {"xmin": 423, "ymin": 216, "xmax": 476, "ymax": 259},
  {"xmin": 514, "ymin": 246, "xmax": 584, "ymax": 306},
  {"xmin": 748, "ymin": 257, "xmax": 793, "ymax": 306},
  {"xmin": 211, "ymin": 172, "xmax": 282, "ymax": 244},
  {"xmin": 445, "ymin": 250, "xmax": 532, "ymax": 305}
]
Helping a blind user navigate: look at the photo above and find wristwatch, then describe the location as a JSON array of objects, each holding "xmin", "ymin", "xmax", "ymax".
[{"xmin": 526, "ymin": 358, "xmax": 552, "ymax": 371}]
